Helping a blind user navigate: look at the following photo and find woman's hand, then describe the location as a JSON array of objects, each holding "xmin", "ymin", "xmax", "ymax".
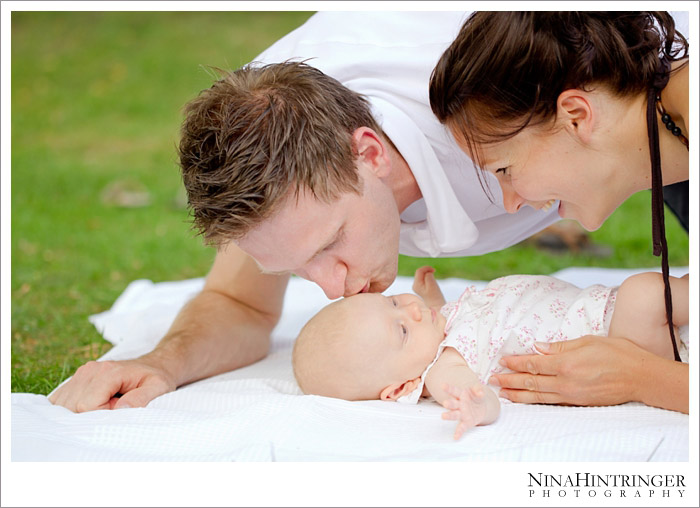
[{"xmin": 489, "ymin": 335, "xmax": 683, "ymax": 409}]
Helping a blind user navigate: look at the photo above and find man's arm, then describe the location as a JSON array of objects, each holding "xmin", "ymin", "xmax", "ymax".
[{"xmin": 49, "ymin": 242, "xmax": 289, "ymax": 412}]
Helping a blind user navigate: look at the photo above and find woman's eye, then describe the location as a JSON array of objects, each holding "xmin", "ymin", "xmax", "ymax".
[{"xmin": 496, "ymin": 167, "xmax": 508, "ymax": 175}]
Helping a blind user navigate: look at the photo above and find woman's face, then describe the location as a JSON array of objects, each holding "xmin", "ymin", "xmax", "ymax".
[{"xmin": 454, "ymin": 125, "xmax": 623, "ymax": 231}]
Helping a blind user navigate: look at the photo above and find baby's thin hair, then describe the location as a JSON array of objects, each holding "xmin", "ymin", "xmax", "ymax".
[{"xmin": 292, "ymin": 300, "xmax": 379, "ymax": 401}]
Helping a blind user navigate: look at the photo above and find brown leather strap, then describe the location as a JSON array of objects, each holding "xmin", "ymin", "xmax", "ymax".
[{"xmin": 646, "ymin": 57, "xmax": 681, "ymax": 362}]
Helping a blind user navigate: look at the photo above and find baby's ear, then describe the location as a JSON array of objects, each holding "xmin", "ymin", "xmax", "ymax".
[{"xmin": 380, "ymin": 377, "xmax": 422, "ymax": 401}]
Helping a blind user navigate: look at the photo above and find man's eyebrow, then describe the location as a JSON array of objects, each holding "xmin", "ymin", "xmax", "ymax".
[
  {"xmin": 305, "ymin": 225, "xmax": 344, "ymax": 265},
  {"xmin": 254, "ymin": 226, "xmax": 344, "ymax": 276}
]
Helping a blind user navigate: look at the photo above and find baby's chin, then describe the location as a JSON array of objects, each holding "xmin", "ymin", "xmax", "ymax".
[{"xmin": 434, "ymin": 309, "xmax": 448, "ymax": 336}]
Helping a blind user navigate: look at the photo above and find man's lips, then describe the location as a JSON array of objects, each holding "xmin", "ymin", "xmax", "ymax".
[{"xmin": 346, "ymin": 281, "xmax": 370, "ymax": 297}]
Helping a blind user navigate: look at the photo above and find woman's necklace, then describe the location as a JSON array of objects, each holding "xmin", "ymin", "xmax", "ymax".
[
  {"xmin": 656, "ymin": 95, "xmax": 689, "ymax": 150},
  {"xmin": 646, "ymin": 82, "xmax": 686, "ymax": 363}
]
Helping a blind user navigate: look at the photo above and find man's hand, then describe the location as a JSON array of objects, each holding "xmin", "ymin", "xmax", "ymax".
[
  {"xmin": 48, "ymin": 356, "xmax": 176, "ymax": 412},
  {"xmin": 412, "ymin": 266, "xmax": 446, "ymax": 307},
  {"xmin": 489, "ymin": 336, "xmax": 642, "ymax": 407},
  {"xmin": 439, "ymin": 383, "xmax": 490, "ymax": 440},
  {"xmin": 48, "ymin": 243, "xmax": 289, "ymax": 413}
]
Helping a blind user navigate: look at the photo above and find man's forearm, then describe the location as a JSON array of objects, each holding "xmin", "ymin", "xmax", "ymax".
[{"xmin": 143, "ymin": 288, "xmax": 278, "ymax": 388}]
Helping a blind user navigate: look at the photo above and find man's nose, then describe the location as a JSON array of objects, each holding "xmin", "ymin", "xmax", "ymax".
[
  {"xmin": 305, "ymin": 261, "xmax": 347, "ymax": 300},
  {"xmin": 500, "ymin": 182, "xmax": 525, "ymax": 214}
]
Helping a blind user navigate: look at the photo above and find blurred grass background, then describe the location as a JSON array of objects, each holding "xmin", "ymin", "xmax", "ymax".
[{"xmin": 11, "ymin": 11, "xmax": 689, "ymax": 395}]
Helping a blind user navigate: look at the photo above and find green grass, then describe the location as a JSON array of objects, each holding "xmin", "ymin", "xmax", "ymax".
[
  {"xmin": 398, "ymin": 191, "xmax": 689, "ymax": 280},
  {"xmin": 10, "ymin": 12, "xmax": 689, "ymax": 395}
]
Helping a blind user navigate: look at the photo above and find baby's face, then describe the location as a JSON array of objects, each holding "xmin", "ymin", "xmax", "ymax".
[{"xmin": 342, "ymin": 292, "xmax": 447, "ymax": 384}]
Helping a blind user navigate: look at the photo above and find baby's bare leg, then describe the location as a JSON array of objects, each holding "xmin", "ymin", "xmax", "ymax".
[
  {"xmin": 608, "ymin": 272, "xmax": 688, "ymax": 360},
  {"xmin": 413, "ymin": 266, "xmax": 447, "ymax": 308}
]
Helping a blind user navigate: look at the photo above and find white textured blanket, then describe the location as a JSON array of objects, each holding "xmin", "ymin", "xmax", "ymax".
[{"xmin": 11, "ymin": 267, "xmax": 690, "ymax": 461}]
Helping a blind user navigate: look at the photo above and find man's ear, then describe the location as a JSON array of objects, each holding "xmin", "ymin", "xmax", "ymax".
[
  {"xmin": 556, "ymin": 89, "xmax": 595, "ymax": 144},
  {"xmin": 380, "ymin": 377, "xmax": 422, "ymax": 401},
  {"xmin": 351, "ymin": 127, "xmax": 391, "ymax": 178}
]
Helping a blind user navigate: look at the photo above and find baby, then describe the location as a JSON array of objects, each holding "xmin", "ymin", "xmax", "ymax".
[{"xmin": 292, "ymin": 266, "xmax": 688, "ymax": 439}]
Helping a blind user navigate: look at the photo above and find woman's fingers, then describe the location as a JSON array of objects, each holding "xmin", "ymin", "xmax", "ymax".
[
  {"xmin": 497, "ymin": 352, "xmax": 562, "ymax": 376},
  {"xmin": 498, "ymin": 388, "xmax": 566, "ymax": 405},
  {"xmin": 489, "ymin": 371, "xmax": 561, "ymax": 394}
]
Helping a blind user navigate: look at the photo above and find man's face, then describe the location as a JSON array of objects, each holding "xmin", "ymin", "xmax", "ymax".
[{"xmin": 237, "ymin": 165, "xmax": 401, "ymax": 300}]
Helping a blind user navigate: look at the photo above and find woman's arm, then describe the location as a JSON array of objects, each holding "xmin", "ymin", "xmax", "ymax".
[
  {"xmin": 490, "ymin": 336, "xmax": 688, "ymax": 414},
  {"xmin": 426, "ymin": 348, "xmax": 501, "ymax": 439}
]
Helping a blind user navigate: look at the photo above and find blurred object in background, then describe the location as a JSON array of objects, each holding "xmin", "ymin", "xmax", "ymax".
[
  {"xmin": 525, "ymin": 220, "xmax": 612, "ymax": 258},
  {"xmin": 100, "ymin": 179, "xmax": 151, "ymax": 208},
  {"xmin": 173, "ymin": 185, "xmax": 188, "ymax": 210}
]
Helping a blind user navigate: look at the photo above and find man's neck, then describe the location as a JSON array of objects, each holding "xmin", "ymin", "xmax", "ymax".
[{"xmin": 383, "ymin": 135, "xmax": 422, "ymax": 213}]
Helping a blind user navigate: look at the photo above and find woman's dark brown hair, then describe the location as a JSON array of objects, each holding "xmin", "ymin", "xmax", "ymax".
[
  {"xmin": 430, "ymin": 11, "xmax": 688, "ymax": 170},
  {"xmin": 431, "ymin": 12, "xmax": 689, "ymax": 361}
]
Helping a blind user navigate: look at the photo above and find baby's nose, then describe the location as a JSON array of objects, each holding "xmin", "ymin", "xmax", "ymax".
[{"xmin": 410, "ymin": 302, "xmax": 423, "ymax": 321}]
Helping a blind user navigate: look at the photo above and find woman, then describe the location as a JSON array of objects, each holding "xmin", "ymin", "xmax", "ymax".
[{"xmin": 429, "ymin": 12, "xmax": 689, "ymax": 413}]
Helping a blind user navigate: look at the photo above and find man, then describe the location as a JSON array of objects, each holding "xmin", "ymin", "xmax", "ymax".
[{"xmin": 49, "ymin": 11, "xmax": 559, "ymax": 412}]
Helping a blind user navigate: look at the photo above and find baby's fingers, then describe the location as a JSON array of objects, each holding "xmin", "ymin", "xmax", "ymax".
[
  {"xmin": 469, "ymin": 385, "xmax": 485, "ymax": 401},
  {"xmin": 440, "ymin": 396, "xmax": 461, "ymax": 411},
  {"xmin": 441, "ymin": 409, "xmax": 461, "ymax": 421},
  {"xmin": 454, "ymin": 421, "xmax": 470, "ymax": 440}
]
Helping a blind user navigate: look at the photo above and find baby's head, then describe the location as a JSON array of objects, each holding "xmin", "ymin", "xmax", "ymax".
[{"xmin": 292, "ymin": 292, "xmax": 446, "ymax": 401}]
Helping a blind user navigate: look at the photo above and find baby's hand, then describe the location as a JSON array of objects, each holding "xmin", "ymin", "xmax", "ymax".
[
  {"xmin": 412, "ymin": 266, "xmax": 437, "ymax": 297},
  {"xmin": 439, "ymin": 383, "xmax": 490, "ymax": 440}
]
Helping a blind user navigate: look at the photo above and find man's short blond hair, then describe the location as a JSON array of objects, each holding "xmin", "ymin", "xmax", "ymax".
[{"xmin": 178, "ymin": 61, "xmax": 382, "ymax": 246}]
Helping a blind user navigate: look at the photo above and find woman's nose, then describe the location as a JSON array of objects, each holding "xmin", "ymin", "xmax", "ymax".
[{"xmin": 500, "ymin": 182, "xmax": 525, "ymax": 213}]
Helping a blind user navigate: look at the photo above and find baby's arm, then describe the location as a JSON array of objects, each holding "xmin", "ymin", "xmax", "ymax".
[
  {"xmin": 609, "ymin": 272, "xmax": 688, "ymax": 360},
  {"xmin": 413, "ymin": 266, "xmax": 446, "ymax": 308},
  {"xmin": 425, "ymin": 347, "xmax": 500, "ymax": 440}
]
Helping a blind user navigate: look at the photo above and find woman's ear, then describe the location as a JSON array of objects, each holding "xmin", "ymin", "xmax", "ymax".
[
  {"xmin": 351, "ymin": 127, "xmax": 391, "ymax": 177},
  {"xmin": 556, "ymin": 89, "xmax": 595, "ymax": 144},
  {"xmin": 379, "ymin": 377, "xmax": 422, "ymax": 401}
]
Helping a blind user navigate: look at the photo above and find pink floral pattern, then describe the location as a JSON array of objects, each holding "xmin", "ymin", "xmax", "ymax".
[{"xmin": 437, "ymin": 275, "xmax": 616, "ymax": 385}]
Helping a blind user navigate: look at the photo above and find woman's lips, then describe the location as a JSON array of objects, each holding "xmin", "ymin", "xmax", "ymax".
[{"xmin": 540, "ymin": 199, "xmax": 556, "ymax": 211}]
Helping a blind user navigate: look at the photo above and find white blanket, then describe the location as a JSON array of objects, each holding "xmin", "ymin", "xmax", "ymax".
[{"xmin": 11, "ymin": 267, "xmax": 690, "ymax": 462}]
